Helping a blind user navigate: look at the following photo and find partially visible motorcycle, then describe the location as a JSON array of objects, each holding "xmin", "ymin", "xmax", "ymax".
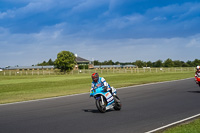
[
  {"xmin": 195, "ymin": 73, "xmax": 200, "ymax": 87},
  {"xmin": 90, "ymin": 86, "xmax": 121, "ymax": 113}
]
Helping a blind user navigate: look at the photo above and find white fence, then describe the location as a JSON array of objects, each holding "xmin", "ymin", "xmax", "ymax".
[
  {"xmin": 0, "ymin": 70, "xmax": 55, "ymax": 76},
  {"xmin": 71, "ymin": 67, "xmax": 195, "ymax": 74},
  {"xmin": 0, "ymin": 67, "xmax": 195, "ymax": 76}
]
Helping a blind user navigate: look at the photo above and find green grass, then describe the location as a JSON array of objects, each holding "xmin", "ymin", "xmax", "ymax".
[
  {"xmin": 0, "ymin": 72, "xmax": 194, "ymax": 104},
  {"xmin": 162, "ymin": 118, "xmax": 200, "ymax": 133}
]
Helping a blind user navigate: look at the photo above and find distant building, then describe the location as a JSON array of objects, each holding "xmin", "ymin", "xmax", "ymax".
[
  {"xmin": 93, "ymin": 65, "xmax": 136, "ymax": 69},
  {"xmin": 75, "ymin": 56, "xmax": 90, "ymax": 65},
  {"xmin": 4, "ymin": 66, "xmax": 54, "ymax": 70},
  {"xmin": 75, "ymin": 56, "xmax": 92, "ymax": 69}
]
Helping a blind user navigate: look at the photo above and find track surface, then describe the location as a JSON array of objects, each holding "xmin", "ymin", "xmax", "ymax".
[{"xmin": 1, "ymin": 78, "xmax": 200, "ymax": 133}]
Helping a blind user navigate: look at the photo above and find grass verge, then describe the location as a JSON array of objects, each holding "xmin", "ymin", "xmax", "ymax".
[
  {"xmin": 0, "ymin": 72, "xmax": 194, "ymax": 104},
  {"xmin": 162, "ymin": 118, "xmax": 200, "ymax": 133}
]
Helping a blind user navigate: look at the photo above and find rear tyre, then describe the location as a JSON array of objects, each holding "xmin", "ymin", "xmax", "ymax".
[
  {"xmin": 113, "ymin": 95, "xmax": 121, "ymax": 111},
  {"xmin": 95, "ymin": 98, "xmax": 106, "ymax": 113}
]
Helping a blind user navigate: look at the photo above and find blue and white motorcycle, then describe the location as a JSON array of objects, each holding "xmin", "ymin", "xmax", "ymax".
[{"xmin": 90, "ymin": 86, "xmax": 121, "ymax": 113}]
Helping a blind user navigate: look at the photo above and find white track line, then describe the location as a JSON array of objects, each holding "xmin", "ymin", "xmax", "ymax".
[
  {"xmin": 0, "ymin": 77, "xmax": 193, "ymax": 106},
  {"xmin": 145, "ymin": 113, "xmax": 200, "ymax": 133}
]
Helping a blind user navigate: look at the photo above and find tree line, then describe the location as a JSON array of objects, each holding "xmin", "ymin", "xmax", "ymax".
[
  {"xmin": 94, "ymin": 58, "xmax": 200, "ymax": 68},
  {"xmin": 37, "ymin": 59, "xmax": 55, "ymax": 66}
]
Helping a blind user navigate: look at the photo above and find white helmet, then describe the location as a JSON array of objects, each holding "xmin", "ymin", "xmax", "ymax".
[{"xmin": 197, "ymin": 66, "xmax": 200, "ymax": 70}]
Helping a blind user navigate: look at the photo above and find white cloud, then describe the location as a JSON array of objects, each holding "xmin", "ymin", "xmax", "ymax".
[
  {"xmin": 153, "ymin": 16, "xmax": 167, "ymax": 21},
  {"xmin": 0, "ymin": 27, "xmax": 199, "ymax": 66},
  {"xmin": 104, "ymin": 14, "xmax": 144, "ymax": 30},
  {"xmin": 178, "ymin": 3, "xmax": 200, "ymax": 19},
  {"xmin": 0, "ymin": 12, "xmax": 7, "ymax": 19},
  {"xmin": 150, "ymin": 2, "xmax": 200, "ymax": 19},
  {"xmin": 0, "ymin": 0, "xmax": 75, "ymax": 20},
  {"xmin": 70, "ymin": 0, "xmax": 108, "ymax": 14}
]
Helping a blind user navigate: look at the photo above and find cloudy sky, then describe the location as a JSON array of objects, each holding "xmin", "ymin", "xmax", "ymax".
[{"xmin": 0, "ymin": 0, "xmax": 200, "ymax": 67}]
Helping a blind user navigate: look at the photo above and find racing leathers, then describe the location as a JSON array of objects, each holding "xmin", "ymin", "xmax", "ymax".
[{"xmin": 90, "ymin": 77, "xmax": 116, "ymax": 96}]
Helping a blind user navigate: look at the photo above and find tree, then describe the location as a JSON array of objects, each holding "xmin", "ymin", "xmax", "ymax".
[
  {"xmin": 182, "ymin": 63, "xmax": 189, "ymax": 67},
  {"xmin": 101, "ymin": 60, "xmax": 114, "ymax": 65},
  {"xmin": 107, "ymin": 60, "xmax": 114, "ymax": 65},
  {"xmin": 186, "ymin": 60, "xmax": 192, "ymax": 67},
  {"xmin": 47, "ymin": 58, "xmax": 54, "ymax": 65},
  {"xmin": 114, "ymin": 61, "xmax": 120, "ymax": 65},
  {"xmin": 37, "ymin": 58, "xmax": 55, "ymax": 66},
  {"xmin": 135, "ymin": 60, "xmax": 144, "ymax": 68},
  {"xmin": 173, "ymin": 60, "xmax": 182, "ymax": 67},
  {"xmin": 147, "ymin": 61, "xmax": 153, "ymax": 67},
  {"xmin": 164, "ymin": 58, "xmax": 174, "ymax": 67},
  {"xmin": 192, "ymin": 59, "xmax": 200, "ymax": 66},
  {"xmin": 102, "ymin": 60, "xmax": 108, "ymax": 65},
  {"xmin": 154, "ymin": 60, "xmax": 163, "ymax": 67},
  {"xmin": 37, "ymin": 61, "xmax": 47, "ymax": 66},
  {"xmin": 94, "ymin": 60, "xmax": 100, "ymax": 65},
  {"xmin": 55, "ymin": 51, "xmax": 76, "ymax": 72}
]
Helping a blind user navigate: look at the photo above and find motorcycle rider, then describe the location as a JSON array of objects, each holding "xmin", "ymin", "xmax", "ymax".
[
  {"xmin": 195, "ymin": 66, "xmax": 200, "ymax": 84},
  {"xmin": 90, "ymin": 73, "xmax": 117, "ymax": 96}
]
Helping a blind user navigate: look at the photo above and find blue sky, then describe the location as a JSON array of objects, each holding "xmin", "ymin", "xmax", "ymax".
[{"xmin": 0, "ymin": 0, "xmax": 200, "ymax": 67}]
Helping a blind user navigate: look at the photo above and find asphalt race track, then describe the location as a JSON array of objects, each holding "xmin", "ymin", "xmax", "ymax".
[{"xmin": 1, "ymin": 78, "xmax": 200, "ymax": 133}]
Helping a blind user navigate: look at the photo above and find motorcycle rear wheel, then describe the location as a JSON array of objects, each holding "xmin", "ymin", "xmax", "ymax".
[{"xmin": 113, "ymin": 95, "xmax": 121, "ymax": 111}]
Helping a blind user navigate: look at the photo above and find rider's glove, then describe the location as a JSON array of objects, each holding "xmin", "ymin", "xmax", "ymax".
[{"xmin": 103, "ymin": 86, "xmax": 107, "ymax": 92}]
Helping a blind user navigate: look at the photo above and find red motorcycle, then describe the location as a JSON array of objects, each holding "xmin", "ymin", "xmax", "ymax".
[{"xmin": 195, "ymin": 73, "xmax": 200, "ymax": 87}]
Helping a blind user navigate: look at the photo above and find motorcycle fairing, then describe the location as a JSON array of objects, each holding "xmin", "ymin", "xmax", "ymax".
[
  {"xmin": 105, "ymin": 92, "xmax": 114, "ymax": 105},
  {"xmin": 91, "ymin": 86, "xmax": 115, "ymax": 107}
]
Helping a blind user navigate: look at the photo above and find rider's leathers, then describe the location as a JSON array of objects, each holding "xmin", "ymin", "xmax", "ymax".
[{"xmin": 90, "ymin": 77, "xmax": 116, "ymax": 95}]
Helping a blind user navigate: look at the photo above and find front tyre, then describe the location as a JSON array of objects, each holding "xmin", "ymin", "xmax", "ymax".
[
  {"xmin": 113, "ymin": 95, "xmax": 121, "ymax": 111},
  {"xmin": 95, "ymin": 98, "xmax": 106, "ymax": 113}
]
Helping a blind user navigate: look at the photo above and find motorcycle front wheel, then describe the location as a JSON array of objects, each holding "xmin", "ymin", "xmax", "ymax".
[{"xmin": 95, "ymin": 98, "xmax": 106, "ymax": 113}]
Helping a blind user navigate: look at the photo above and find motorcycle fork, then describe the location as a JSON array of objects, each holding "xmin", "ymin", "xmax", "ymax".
[{"xmin": 101, "ymin": 96, "xmax": 104, "ymax": 105}]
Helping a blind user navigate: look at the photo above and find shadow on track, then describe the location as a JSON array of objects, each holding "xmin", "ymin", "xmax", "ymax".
[
  {"xmin": 83, "ymin": 109, "xmax": 100, "ymax": 113},
  {"xmin": 188, "ymin": 91, "xmax": 200, "ymax": 93},
  {"xmin": 83, "ymin": 109, "xmax": 113, "ymax": 113}
]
